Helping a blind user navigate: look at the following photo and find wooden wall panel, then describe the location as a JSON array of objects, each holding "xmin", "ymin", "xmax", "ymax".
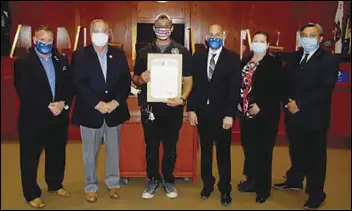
[
  {"xmin": 9, "ymin": 1, "xmax": 76, "ymax": 49},
  {"xmin": 75, "ymin": 1, "xmax": 134, "ymax": 58},
  {"xmin": 137, "ymin": 1, "xmax": 186, "ymax": 19},
  {"xmin": 8, "ymin": 1, "xmax": 345, "ymax": 58},
  {"xmin": 190, "ymin": 1, "xmax": 298, "ymax": 52}
]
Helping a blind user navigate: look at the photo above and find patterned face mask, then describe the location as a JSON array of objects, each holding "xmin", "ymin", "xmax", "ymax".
[
  {"xmin": 206, "ymin": 37, "xmax": 223, "ymax": 49},
  {"xmin": 34, "ymin": 40, "xmax": 53, "ymax": 54},
  {"xmin": 155, "ymin": 27, "xmax": 172, "ymax": 40}
]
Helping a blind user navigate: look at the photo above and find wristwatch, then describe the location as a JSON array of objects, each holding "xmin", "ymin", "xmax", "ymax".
[{"xmin": 180, "ymin": 97, "xmax": 186, "ymax": 105}]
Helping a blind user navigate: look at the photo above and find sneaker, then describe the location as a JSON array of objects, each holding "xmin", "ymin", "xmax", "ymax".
[
  {"xmin": 142, "ymin": 179, "xmax": 161, "ymax": 199},
  {"xmin": 273, "ymin": 182, "xmax": 303, "ymax": 191},
  {"xmin": 163, "ymin": 182, "xmax": 178, "ymax": 199}
]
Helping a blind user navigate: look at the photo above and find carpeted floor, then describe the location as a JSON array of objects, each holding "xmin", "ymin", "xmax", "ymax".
[{"xmin": 1, "ymin": 143, "xmax": 351, "ymax": 210}]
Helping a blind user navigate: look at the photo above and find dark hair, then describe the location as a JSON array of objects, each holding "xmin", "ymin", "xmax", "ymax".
[
  {"xmin": 253, "ymin": 31, "xmax": 270, "ymax": 42},
  {"xmin": 33, "ymin": 25, "xmax": 53, "ymax": 34},
  {"xmin": 299, "ymin": 23, "xmax": 324, "ymax": 36}
]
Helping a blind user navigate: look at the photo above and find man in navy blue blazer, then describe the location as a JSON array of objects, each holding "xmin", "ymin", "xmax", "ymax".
[{"xmin": 71, "ymin": 19, "xmax": 131, "ymax": 203}]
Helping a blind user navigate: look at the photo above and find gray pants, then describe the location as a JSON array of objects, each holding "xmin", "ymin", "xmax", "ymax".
[{"xmin": 80, "ymin": 121, "xmax": 121, "ymax": 193}]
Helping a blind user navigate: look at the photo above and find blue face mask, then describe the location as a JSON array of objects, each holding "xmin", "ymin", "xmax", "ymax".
[
  {"xmin": 251, "ymin": 42, "xmax": 267, "ymax": 54},
  {"xmin": 207, "ymin": 37, "xmax": 223, "ymax": 49},
  {"xmin": 34, "ymin": 40, "xmax": 53, "ymax": 54},
  {"xmin": 300, "ymin": 37, "xmax": 319, "ymax": 52}
]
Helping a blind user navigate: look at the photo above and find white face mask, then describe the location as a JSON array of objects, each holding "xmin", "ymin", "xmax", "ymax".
[
  {"xmin": 251, "ymin": 42, "xmax": 268, "ymax": 54},
  {"xmin": 91, "ymin": 32, "xmax": 109, "ymax": 47}
]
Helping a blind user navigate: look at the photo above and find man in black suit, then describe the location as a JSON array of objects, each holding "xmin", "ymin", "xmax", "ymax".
[
  {"xmin": 273, "ymin": 23, "xmax": 340, "ymax": 210},
  {"xmin": 71, "ymin": 19, "xmax": 131, "ymax": 203},
  {"xmin": 187, "ymin": 24, "xmax": 242, "ymax": 206},
  {"xmin": 14, "ymin": 25, "xmax": 73, "ymax": 208}
]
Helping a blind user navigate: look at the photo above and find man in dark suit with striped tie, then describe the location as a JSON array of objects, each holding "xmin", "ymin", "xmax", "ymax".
[{"xmin": 187, "ymin": 24, "xmax": 241, "ymax": 206}]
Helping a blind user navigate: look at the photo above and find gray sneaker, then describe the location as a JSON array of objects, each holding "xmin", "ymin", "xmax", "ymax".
[
  {"xmin": 142, "ymin": 179, "xmax": 161, "ymax": 199},
  {"xmin": 163, "ymin": 182, "xmax": 178, "ymax": 199}
]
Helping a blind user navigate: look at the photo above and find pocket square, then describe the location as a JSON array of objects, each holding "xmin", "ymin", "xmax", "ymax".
[{"xmin": 62, "ymin": 66, "xmax": 67, "ymax": 71}]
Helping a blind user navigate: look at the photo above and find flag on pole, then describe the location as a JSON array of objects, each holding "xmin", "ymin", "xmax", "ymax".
[
  {"xmin": 333, "ymin": 1, "xmax": 344, "ymax": 54},
  {"xmin": 240, "ymin": 29, "xmax": 247, "ymax": 60},
  {"xmin": 342, "ymin": 3, "xmax": 351, "ymax": 57},
  {"xmin": 1, "ymin": 1, "xmax": 12, "ymax": 57},
  {"xmin": 295, "ymin": 30, "xmax": 301, "ymax": 51}
]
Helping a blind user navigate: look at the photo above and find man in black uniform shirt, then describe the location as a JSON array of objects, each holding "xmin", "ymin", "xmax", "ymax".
[{"xmin": 132, "ymin": 13, "xmax": 193, "ymax": 199}]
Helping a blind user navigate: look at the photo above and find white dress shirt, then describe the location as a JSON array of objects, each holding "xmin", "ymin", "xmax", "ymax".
[
  {"xmin": 206, "ymin": 46, "xmax": 223, "ymax": 105},
  {"xmin": 300, "ymin": 47, "xmax": 319, "ymax": 63},
  {"xmin": 207, "ymin": 46, "xmax": 223, "ymax": 79}
]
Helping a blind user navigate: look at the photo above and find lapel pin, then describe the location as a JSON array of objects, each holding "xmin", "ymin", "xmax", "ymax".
[
  {"xmin": 53, "ymin": 56, "xmax": 59, "ymax": 61},
  {"xmin": 109, "ymin": 55, "xmax": 113, "ymax": 58}
]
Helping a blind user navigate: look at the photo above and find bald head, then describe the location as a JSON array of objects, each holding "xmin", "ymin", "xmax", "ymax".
[
  {"xmin": 206, "ymin": 24, "xmax": 225, "ymax": 49},
  {"xmin": 208, "ymin": 24, "xmax": 223, "ymax": 33},
  {"xmin": 207, "ymin": 24, "xmax": 224, "ymax": 40}
]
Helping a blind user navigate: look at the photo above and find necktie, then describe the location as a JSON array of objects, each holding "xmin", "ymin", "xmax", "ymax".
[
  {"xmin": 300, "ymin": 53, "xmax": 309, "ymax": 68},
  {"xmin": 208, "ymin": 53, "xmax": 217, "ymax": 81}
]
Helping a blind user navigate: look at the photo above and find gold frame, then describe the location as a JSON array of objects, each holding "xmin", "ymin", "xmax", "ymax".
[{"xmin": 147, "ymin": 53, "xmax": 183, "ymax": 102}]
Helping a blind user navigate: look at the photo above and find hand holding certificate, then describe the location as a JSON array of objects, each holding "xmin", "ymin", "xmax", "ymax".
[{"xmin": 147, "ymin": 53, "xmax": 182, "ymax": 103}]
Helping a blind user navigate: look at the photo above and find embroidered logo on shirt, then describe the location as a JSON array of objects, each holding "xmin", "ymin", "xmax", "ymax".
[{"xmin": 171, "ymin": 48, "xmax": 179, "ymax": 54}]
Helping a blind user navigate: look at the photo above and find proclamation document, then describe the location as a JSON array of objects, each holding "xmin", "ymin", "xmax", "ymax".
[{"xmin": 147, "ymin": 53, "xmax": 182, "ymax": 102}]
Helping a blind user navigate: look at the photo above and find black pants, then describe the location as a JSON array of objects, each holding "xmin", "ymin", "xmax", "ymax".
[
  {"xmin": 141, "ymin": 106, "xmax": 183, "ymax": 184},
  {"xmin": 197, "ymin": 114, "xmax": 232, "ymax": 193},
  {"xmin": 19, "ymin": 120, "xmax": 68, "ymax": 202},
  {"xmin": 240, "ymin": 117, "xmax": 277, "ymax": 197},
  {"xmin": 285, "ymin": 126, "xmax": 327, "ymax": 199}
]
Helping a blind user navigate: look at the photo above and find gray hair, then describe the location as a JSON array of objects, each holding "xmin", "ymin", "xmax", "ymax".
[
  {"xmin": 300, "ymin": 23, "xmax": 324, "ymax": 36},
  {"xmin": 90, "ymin": 19, "xmax": 109, "ymax": 34}
]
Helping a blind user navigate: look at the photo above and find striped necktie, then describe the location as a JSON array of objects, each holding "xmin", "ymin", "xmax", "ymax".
[{"xmin": 208, "ymin": 53, "xmax": 217, "ymax": 81}]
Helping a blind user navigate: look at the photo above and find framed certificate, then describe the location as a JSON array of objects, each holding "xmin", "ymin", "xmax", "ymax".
[{"xmin": 147, "ymin": 53, "xmax": 183, "ymax": 102}]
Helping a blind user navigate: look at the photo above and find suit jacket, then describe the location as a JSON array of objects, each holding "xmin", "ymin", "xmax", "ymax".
[
  {"xmin": 281, "ymin": 48, "xmax": 340, "ymax": 131},
  {"xmin": 71, "ymin": 45, "xmax": 131, "ymax": 128},
  {"xmin": 14, "ymin": 47, "xmax": 73, "ymax": 131},
  {"xmin": 240, "ymin": 53, "xmax": 283, "ymax": 126},
  {"xmin": 187, "ymin": 47, "xmax": 241, "ymax": 121}
]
